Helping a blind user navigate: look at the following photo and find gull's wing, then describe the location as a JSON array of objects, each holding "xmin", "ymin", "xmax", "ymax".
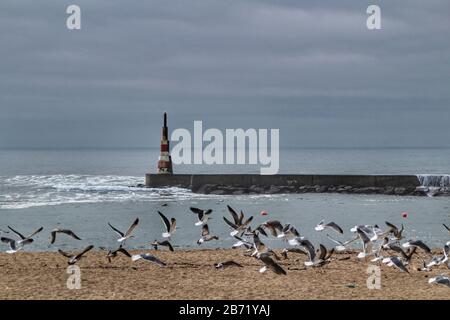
[
  {"xmin": 108, "ymin": 223, "xmax": 124, "ymax": 237},
  {"xmin": 413, "ymin": 240, "xmax": 431, "ymax": 253},
  {"xmin": 74, "ymin": 245, "xmax": 94, "ymax": 260},
  {"xmin": 50, "ymin": 231, "xmax": 57, "ymax": 244},
  {"xmin": 158, "ymin": 212, "xmax": 171, "ymax": 233},
  {"xmin": 297, "ymin": 239, "xmax": 316, "ymax": 261},
  {"xmin": 318, "ymin": 244, "xmax": 327, "ymax": 260},
  {"xmin": 60, "ymin": 229, "xmax": 82, "ymax": 240},
  {"xmin": 161, "ymin": 240, "xmax": 174, "ymax": 252},
  {"xmin": 443, "ymin": 224, "xmax": 450, "ymax": 232},
  {"xmin": 136, "ymin": 254, "xmax": 166, "ymax": 267},
  {"xmin": 223, "ymin": 260, "xmax": 244, "ymax": 267},
  {"xmin": 227, "ymin": 205, "xmax": 240, "ymax": 225},
  {"xmin": 201, "ymin": 224, "xmax": 210, "ymax": 236},
  {"xmin": 190, "ymin": 207, "xmax": 204, "ymax": 221},
  {"xmin": 391, "ymin": 257, "xmax": 409, "ymax": 273},
  {"xmin": 242, "ymin": 216, "xmax": 253, "ymax": 227},
  {"xmin": 223, "ymin": 216, "xmax": 238, "ymax": 229},
  {"xmin": 26, "ymin": 227, "xmax": 43, "ymax": 239},
  {"xmin": 326, "ymin": 222, "xmax": 343, "ymax": 234},
  {"xmin": 170, "ymin": 218, "xmax": 177, "ymax": 233},
  {"xmin": 238, "ymin": 211, "xmax": 244, "ymax": 225},
  {"xmin": 117, "ymin": 247, "xmax": 132, "ymax": 258},
  {"xmin": 326, "ymin": 234, "xmax": 344, "ymax": 246},
  {"xmin": 124, "ymin": 218, "xmax": 139, "ymax": 237},
  {"xmin": 8, "ymin": 226, "xmax": 26, "ymax": 240},
  {"xmin": 58, "ymin": 249, "xmax": 73, "ymax": 258}
]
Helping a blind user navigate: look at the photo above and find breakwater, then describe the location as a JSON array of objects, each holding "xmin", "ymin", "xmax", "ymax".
[{"xmin": 143, "ymin": 174, "xmax": 446, "ymax": 196}]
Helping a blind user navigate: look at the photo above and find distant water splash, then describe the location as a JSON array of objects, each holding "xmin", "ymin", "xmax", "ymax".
[
  {"xmin": 416, "ymin": 174, "xmax": 450, "ymax": 197},
  {"xmin": 0, "ymin": 175, "xmax": 219, "ymax": 209}
]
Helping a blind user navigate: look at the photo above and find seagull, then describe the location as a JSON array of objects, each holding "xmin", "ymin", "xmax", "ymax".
[
  {"xmin": 351, "ymin": 224, "xmax": 382, "ymax": 242},
  {"xmin": 428, "ymin": 275, "xmax": 450, "ymax": 288},
  {"xmin": 256, "ymin": 252, "xmax": 287, "ymax": 275},
  {"xmin": 1, "ymin": 237, "xmax": 33, "ymax": 254},
  {"xmin": 1, "ymin": 226, "xmax": 43, "ymax": 253},
  {"xmin": 384, "ymin": 221, "xmax": 404, "ymax": 240},
  {"xmin": 312, "ymin": 244, "xmax": 335, "ymax": 267},
  {"xmin": 382, "ymin": 256, "xmax": 410, "ymax": 273},
  {"xmin": 131, "ymin": 253, "xmax": 166, "ymax": 267},
  {"xmin": 106, "ymin": 245, "xmax": 132, "ymax": 263},
  {"xmin": 291, "ymin": 238, "xmax": 316, "ymax": 266},
  {"xmin": 250, "ymin": 232, "xmax": 268, "ymax": 256},
  {"xmin": 197, "ymin": 224, "xmax": 219, "ymax": 245},
  {"xmin": 402, "ymin": 239, "xmax": 431, "ymax": 254},
  {"xmin": 50, "ymin": 228, "xmax": 81, "ymax": 244},
  {"xmin": 257, "ymin": 220, "xmax": 284, "ymax": 237},
  {"xmin": 315, "ymin": 220, "xmax": 343, "ymax": 234},
  {"xmin": 231, "ymin": 235, "xmax": 253, "ymax": 250},
  {"xmin": 157, "ymin": 211, "xmax": 177, "ymax": 239},
  {"xmin": 223, "ymin": 205, "xmax": 253, "ymax": 236},
  {"xmin": 108, "ymin": 218, "xmax": 139, "ymax": 243},
  {"xmin": 326, "ymin": 234, "xmax": 358, "ymax": 252},
  {"xmin": 277, "ymin": 223, "xmax": 300, "ymax": 242},
  {"xmin": 58, "ymin": 245, "xmax": 94, "ymax": 265},
  {"xmin": 356, "ymin": 227, "xmax": 374, "ymax": 259},
  {"xmin": 151, "ymin": 240, "xmax": 174, "ymax": 252},
  {"xmin": 214, "ymin": 260, "xmax": 244, "ymax": 269},
  {"xmin": 190, "ymin": 207, "xmax": 213, "ymax": 226}
]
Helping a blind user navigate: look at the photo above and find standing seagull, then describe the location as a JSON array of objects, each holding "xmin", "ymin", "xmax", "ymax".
[
  {"xmin": 108, "ymin": 218, "xmax": 139, "ymax": 243},
  {"xmin": 58, "ymin": 245, "xmax": 94, "ymax": 265},
  {"xmin": 428, "ymin": 275, "xmax": 450, "ymax": 288},
  {"xmin": 315, "ymin": 220, "xmax": 344, "ymax": 234},
  {"xmin": 158, "ymin": 211, "xmax": 177, "ymax": 238},
  {"xmin": 197, "ymin": 224, "xmax": 219, "ymax": 245},
  {"xmin": 50, "ymin": 228, "xmax": 82, "ymax": 244},
  {"xmin": 190, "ymin": 207, "xmax": 213, "ymax": 226}
]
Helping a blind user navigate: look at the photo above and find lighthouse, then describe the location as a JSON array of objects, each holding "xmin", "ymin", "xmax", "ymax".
[{"xmin": 157, "ymin": 112, "xmax": 173, "ymax": 174}]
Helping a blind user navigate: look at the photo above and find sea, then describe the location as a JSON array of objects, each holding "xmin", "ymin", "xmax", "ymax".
[{"xmin": 0, "ymin": 147, "xmax": 449, "ymax": 251}]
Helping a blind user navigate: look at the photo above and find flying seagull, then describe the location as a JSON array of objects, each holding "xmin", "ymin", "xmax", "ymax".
[
  {"xmin": 106, "ymin": 245, "xmax": 132, "ymax": 263},
  {"xmin": 50, "ymin": 228, "xmax": 82, "ymax": 244},
  {"xmin": 382, "ymin": 256, "xmax": 410, "ymax": 273},
  {"xmin": 1, "ymin": 226, "xmax": 43, "ymax": 253},
  {"xmin": 131, "ymin": 253, "xmax": 166, "ymax": 267},
  {"xmin": 190, "ymin": 207, "xmax": 213, "ymax": 226},
  {"xmin": 315, "ymin": 221, "xmax": 344, "ymax": 234},
  {"xmin": 58, "ymin": 245, "xmax": 94, "ymax": 265},
  {"xmin": 356, "ymin": 227, "xmax": 374, "ymax": 259},
  {"xmin": 214, "ymin": 260, "xmax": 244, "ymax": 269},
  {"xmin": 151, "ymin": 240, "xmax": 174, "ymax": 252},
  {"xmin": 277, "ymin": 223, "xmax": 301, "ymax": 242},
  {"xmin": 257, "ymin": 252, "xmax": 287, "ymax": 275},
  {"xmin": 258, "ymin": 220, "xmax": 284, "ymax": 237},
  {"xmin": 1, "ymin": 237, "xmax": 33, "ymax": 254},
  {"xmin": 402, "ymin": 239, "xmax": 431, "ymax": 254},
  {"xmin": 384, "ymin": 221, "xmax": 404, "ymax": 240},
  {"xmin": 326, "ymin": 234, "xmax": 358, "ymax": 252},
  {"xmin": 158, "ymin": 211, "xmax": 177, "ymax": 238},
  {"xmin": 197, "ymin": 224, "xmax": 219, "ymax": 245},
  {"xmin": 223, "ymin": 205, "xmax": 253, "ymax": 236},
  {"xmin": 231, "ymin": 235, "xmax": 253, "ymax": 250},
  {"xmin": 108, "ymin": 218, "xmax": 139, "ymax": 243}
]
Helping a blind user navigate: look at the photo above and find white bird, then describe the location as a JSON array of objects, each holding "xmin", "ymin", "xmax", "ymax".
[
  {"xmin": 382, "ymin": 256, "xmax": 410, "ymax": 273},
  {"xmin": 190, "ymin": 207, "xmax": 213, "ymax": 226},
  {"xmin": 277, "ymin": 223, "xmax": 301, "ymax": 242},
  {"xmin": 158, "ymin": 211, "xmax": 177, "ymax": 238},
  {"xmin": 108, "ymin": 218, "xmax": 139, "ymax": 243},
  {"xmin": 402, "ymin": 239, "xmax": 431, "ymax": 254},
  {"xmin": 223, "ymin": 205, "xmax": 253, "ymax": 237},
  {"xmin": 131, "ymin": 253, "xmax": 166, "ymax": 267}
]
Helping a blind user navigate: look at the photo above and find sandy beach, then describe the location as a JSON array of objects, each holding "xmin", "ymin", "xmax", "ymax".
[{"xmin": 0, "ymin": 248, "xmax": 448, "ymax": 300}]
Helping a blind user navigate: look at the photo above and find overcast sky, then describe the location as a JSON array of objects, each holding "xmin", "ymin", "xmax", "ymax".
[{"xmin": 0, "ymin": 0, "xmax": 449, "ymax": 149}]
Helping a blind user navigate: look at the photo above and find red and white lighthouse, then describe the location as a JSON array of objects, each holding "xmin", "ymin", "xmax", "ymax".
[{"xmin": 157, "ymin": 112, "xmax": 173, "ymax": 174}]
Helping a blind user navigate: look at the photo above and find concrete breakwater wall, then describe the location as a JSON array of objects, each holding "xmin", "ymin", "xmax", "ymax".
[{"xmin": 144, "ymin": 174, "xmax": 429, "ymax": 196}]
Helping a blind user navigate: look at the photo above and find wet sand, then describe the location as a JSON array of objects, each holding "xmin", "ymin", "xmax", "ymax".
[{"xmin": 0, "ymin": 249, "xmax": 448, "ymax": 300}]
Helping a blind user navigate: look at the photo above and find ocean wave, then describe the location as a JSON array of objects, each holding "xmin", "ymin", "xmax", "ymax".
[{"xmin": 0, "ymin": 174, "xmax": 219, "ymax": 209}]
